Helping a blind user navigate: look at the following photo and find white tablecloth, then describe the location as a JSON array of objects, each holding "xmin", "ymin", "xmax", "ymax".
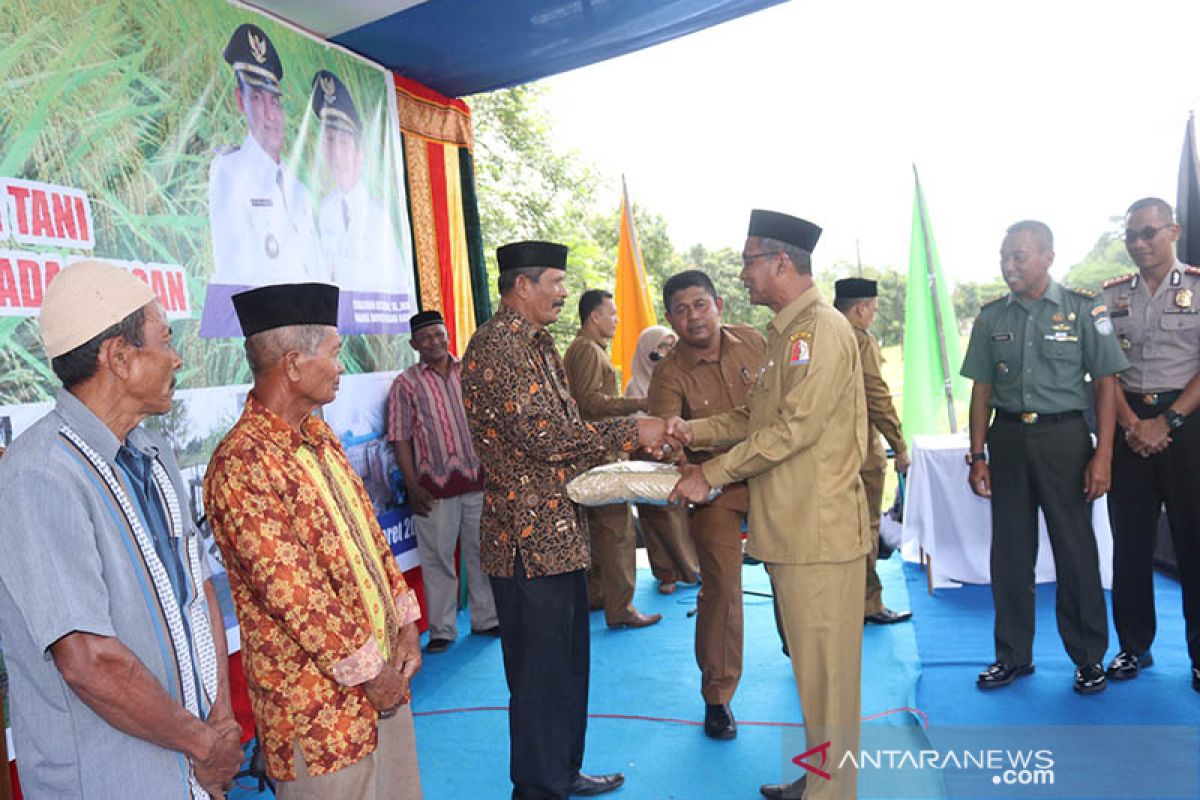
[{"xmin": 901, "ymin": 433, "xmax": 1113, "ymax": 590}]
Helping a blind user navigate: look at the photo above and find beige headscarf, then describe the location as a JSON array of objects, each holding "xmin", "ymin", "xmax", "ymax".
[{"xmin": 625, "ymin": 325, "xmax": 675, "ymax": 399}]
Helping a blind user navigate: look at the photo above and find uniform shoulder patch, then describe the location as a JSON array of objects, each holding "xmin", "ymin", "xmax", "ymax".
[
  {"xmin": 1102, "ymin": 273, "xmax": 1135, "ymax": 289},
  {"xmin": 789, "ymin": 330, "xmax": 812, "ymax": 366},
  {"xmin": 1186, "ymin": 266, "xmax": 1200, "ymax": 277},
  {"xmin": 212, "ymin": 143, "xmax": 240, "ymax": 156},
  {"xmin": 1068, "ymin": 286, "xmax": 1097, "ymax": 299}
]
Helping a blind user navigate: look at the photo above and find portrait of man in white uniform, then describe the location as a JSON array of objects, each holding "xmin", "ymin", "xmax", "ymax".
[
  {"xmin": 311, "ymin": 69, "xmax": 411, "ymax": 297},
  {"xmin": 208, "ymin": 23, "xmax": 325, "ymax": 287}
]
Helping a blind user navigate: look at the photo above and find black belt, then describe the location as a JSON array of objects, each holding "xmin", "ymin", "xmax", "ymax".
[
  {"xmin": 1124, "ymin": 390, "xmax": 1182, "ymax": 407},
  {"xmin": 994, "ymin": 410, "xmax": 1083, "ymax": 425}
]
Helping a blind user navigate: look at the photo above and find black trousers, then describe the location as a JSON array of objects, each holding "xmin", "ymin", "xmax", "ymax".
[
  {"xmin": 1107, "ymin": 394, "xmax": 1200, "ymax": 666},
  {"xmin": 987, "ymin": 415, "xmax": 1108, "ymax": 666},
  {"xmin": 490, "ymin": 551, "xmax": 589, "ymax": 800}
]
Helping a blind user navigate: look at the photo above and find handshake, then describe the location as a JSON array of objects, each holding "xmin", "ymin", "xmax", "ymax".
[{"xmin": 634, "ymin": 417, "xmax": 714, "ymax": 505}]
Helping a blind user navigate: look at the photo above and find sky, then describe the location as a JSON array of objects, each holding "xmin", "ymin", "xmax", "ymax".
[{"xmin": 541, "ymin": 0, "xmax": 1200, "ymax": 286}]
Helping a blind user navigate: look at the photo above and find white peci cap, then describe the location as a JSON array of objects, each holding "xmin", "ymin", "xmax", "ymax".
[{"xmin": 40, "ymin": 260, "xmax": 155, "ymax": 359}]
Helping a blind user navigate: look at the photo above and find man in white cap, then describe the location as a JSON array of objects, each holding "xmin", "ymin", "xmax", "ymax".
[{"xmin": 0, "ymin": 260, "xmax": 242, "ymax": 798}]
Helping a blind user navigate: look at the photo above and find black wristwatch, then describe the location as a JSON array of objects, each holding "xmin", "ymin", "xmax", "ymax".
[
  {"xmin": 1163, "ymin": 408, "xmax": 1186, "ymax": 430},
  {"xmin": 969, "ymin": 451, "xmax": 988, "ymax": 464}
]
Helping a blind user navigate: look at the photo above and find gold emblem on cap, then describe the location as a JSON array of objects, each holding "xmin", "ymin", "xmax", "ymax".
[
  {"xmin": 1176, "ymin": 288, "xmax": 1193, "ymax": 309},
  {"xmin": 249, "ymin": 31, "xmax": 267, "ymax": 64},
  {"xmin": 320, "ymin": 74, "xmax": 336, "ymax": 105}
]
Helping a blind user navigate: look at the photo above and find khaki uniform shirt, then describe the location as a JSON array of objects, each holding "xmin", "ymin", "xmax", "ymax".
[
  {"xmin": 690, "ymin": 288, "xmax": 870, "ymax": 565},
  {"xmin": 647, "ymin": 324, "xmax": 768, "ymax": 512},
  {"xmin": 462, "ymin": 306, "xmax": 638, "ymax": 578},
  {"xmin": 1101, "ymin": 262, "xmax": 1200, "ymax": 393},
  {"xmin": 961, "ymin": 279, "xmax": 1127, "ymax": 413},
  {"xmin": 853, "ymin": 325, "xmax": 907, "ymax": 472},
  {"xmin": 563, "ymin": 330, "xmax": 641, "ymax": 421}
]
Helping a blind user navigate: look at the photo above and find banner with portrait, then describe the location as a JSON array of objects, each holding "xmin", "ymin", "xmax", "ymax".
[{"xmin": 0, "ymin": 0, "xmax": 421, "ymax": 584}]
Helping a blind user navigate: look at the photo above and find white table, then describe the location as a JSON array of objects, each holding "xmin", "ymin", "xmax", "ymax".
[{"xmin": 902, "ymin": 433, "xmax": 1113, "ymax": 590}]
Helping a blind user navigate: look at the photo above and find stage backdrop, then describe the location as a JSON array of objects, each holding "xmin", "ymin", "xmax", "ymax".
[{"xmin": 0, "ymin": 0, "xmax": 427, "ymax": 641}]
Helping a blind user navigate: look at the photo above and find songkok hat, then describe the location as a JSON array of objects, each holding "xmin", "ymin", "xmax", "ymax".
[
  {"xmin": 748, "ymin": 209, "xmax": 822, "ymax": 253},
  {"xmin": 224, "ymin": 23, "xmax": 283, "ymax": 94},
  {"xmin": 409, "ymin": 310, "xmax": 444, "ymax": 333},
  {"xmin": 496, "ymin": 241, "xmax": 568, "ymax": 272},
  {"xmin": 40, "ymin": 260, "xmax": 156, "ymax": 359},
  {"xmin": 835, "ymin": 278, "xmax": 878, "ymax": 300},
  {"xmin": 232, "ymin": 283, "xmax": 340, "ymax": 338},
  {"xmin": 310, "ymin": 70, "xmax": 360, "ymax": 135}
]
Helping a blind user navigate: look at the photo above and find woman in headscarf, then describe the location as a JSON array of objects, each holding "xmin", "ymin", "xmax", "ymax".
[{"xmin": 625, "ymin": 325, "xmax": 700, "ymax": 594}]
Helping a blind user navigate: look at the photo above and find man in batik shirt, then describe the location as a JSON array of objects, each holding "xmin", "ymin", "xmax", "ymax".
[
  {"xmin": 462, "ymin": 241, "xmax": 666, "ymax": 800},
  {"xmin": 204, "ymin": 283, "xmax": 423, "ymax": 799}
]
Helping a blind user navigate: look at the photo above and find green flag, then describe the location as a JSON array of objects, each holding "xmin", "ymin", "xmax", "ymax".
[{"xmin": 902, "ymin": 167, "xmax": 969, "ymax": 436}]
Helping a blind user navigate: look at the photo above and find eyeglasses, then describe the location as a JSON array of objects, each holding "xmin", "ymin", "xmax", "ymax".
[
  {"xmin": 1124, "ymin": 224, "xmax": 1173, "ymax": 243},
  {"xmin": 741, "ymin": 250, "xmax": 779, "ymax": 267}
]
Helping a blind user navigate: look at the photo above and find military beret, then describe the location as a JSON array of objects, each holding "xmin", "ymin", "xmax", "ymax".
[
  {"xmin": 232, "ymin": 283, "xmax": 339, "ymax": 337},
  {"xmin": 224, "ymin": 23, "xmax": 282, "ymax": 94},
  {"xmin": 311, "ymin": 70, "xmax": 361, "ymax": 135},
  {"xmin": 748, "ymin": 209, "xmax": 822, "ymax": 253},
  {"xmin": 497, "ymin": 241, "xmax": 569, "ymax": 272}
]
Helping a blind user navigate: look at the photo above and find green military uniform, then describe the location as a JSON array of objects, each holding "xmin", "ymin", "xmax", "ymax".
[
  {"xmin": 961, "ymin": 279, "xmax": 1127, "ymax": 668},
  {"xmin": 692, "ymin": 288, "xmax": 869, "ymax": 800}
]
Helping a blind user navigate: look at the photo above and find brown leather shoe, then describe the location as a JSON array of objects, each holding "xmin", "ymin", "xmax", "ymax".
[{"xmin": 607, "ymin": 609, "xmax": 663, "ymax": 629}]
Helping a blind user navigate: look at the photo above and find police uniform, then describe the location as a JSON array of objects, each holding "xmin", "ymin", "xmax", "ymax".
[
  {"xmin": 961, "ymin": 279, "xmax": 1127, "ymax": 670},
  {"xmin": 648, "ymin": 323, "xmax": 767, "ymax": 709},
  {"xmin": 691, "ymin": 210, "xmax": 869, "ymax": 800},
  {"xmin": 209, "ymin": 24, "xmax": 325, "ymax": 286},
  {"xmin": 1102, "ymin": 262, "xmax": 1200, "ymax": 673},
  {"xmin": 311, "ymin": 70, "xmax": 413, "ymax": 297}
]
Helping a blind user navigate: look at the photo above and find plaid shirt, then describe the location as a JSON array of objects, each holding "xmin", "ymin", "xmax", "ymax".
[
  {"xmin": 462, "ymin": 305, "xmax": 639, "ymax": 578},
  {"xmin": 204, "ymin": 396, "xmax": 420, "ymax": 781},
  {"xmin": 386, "ymin": 358, "xmax": 483, "ymax": 498}
]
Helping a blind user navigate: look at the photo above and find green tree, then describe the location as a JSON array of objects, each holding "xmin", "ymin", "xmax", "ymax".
[
  {"xmin": 1063, "ymin": 216, "xmax": 1134, "ymax": 291},
  {"xmin": 953, "ymin": 278, "xmax": 1009, "ymax": 331}
]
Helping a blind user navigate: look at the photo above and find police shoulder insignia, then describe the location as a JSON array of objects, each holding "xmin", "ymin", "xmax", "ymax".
[
  {"xmin": 213, "ymin": 143, "xmax": 240, "ymax": 156},
  {"xmin": 1186, "ymin": 266, "xmax": 1200, "ymax": 277},
  {"xmin": 1102, "ymin": 274, "xmax": 1135, "ymax": 289}
]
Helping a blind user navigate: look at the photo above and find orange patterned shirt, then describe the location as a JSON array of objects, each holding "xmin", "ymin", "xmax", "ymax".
[{"xmin": 203, "ymin": 396, "xmax": 420, "ymax": 780}]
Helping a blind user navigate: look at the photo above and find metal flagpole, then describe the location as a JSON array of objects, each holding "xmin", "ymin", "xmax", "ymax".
[{"xmin": 913, "ymin": 164, "xmax": 958, "ymax": 433}]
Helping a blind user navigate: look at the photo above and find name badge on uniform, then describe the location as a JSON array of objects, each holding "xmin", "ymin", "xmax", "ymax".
[
  {"xmin": 990, "ymin": 333, "xmax": 1012, "ymax": 342},
  {"xmin": 1110, "ymin": 308, "xmax": 1130, "ymax": 318},
  {"xmin": 789, "ymin": 331, "xmax": 811, "ymax": 366},
  {"xmin": 251, "ymin": 198, "xmax": 273, "ymax": 207}
]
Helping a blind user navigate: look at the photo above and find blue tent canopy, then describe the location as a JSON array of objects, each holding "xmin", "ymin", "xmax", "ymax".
[{"xmin": 251, "ymin": 0, "xmax": 785, "ymax": 97}]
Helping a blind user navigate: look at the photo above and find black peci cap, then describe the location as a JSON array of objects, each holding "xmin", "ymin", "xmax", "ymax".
[
  {"xmin": 748, "ymin": 209, "xmax": 822, "ymax": 253},
  {"xmin": 496, "ymin": 241, "xmax": 569, "ymax": 272},
  {"xmin": 834, "ymin": 278, "xmax": 878, "ymax": 299},
  {"xmin": 232, "ymin": 283, "xmax": 339, "ymax": 337}
]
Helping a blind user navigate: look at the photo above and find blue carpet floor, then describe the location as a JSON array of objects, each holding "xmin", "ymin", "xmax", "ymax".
[{"xmin": 230, "ymin": 556, "xmax": 923, "ymax": 799}]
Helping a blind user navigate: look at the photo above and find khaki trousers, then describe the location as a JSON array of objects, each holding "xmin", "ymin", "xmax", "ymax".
[
  {"xmin": 861, "ymin": 468, "xmax": 886, "ymax": 616},
  {"xmin": 690, "ymin": 504, "xmax": 744, "ymax": 704},
  {"xmin": 412, "ymin": 490, "xmax": 497, "ymax": 639},
  {"xmin": 585, "ymin": 503, "xmax": 637, "ymax": 624},
  {"xmin": 637, "ymin": 504, "xmax": 699, "ymax": 585},
  {"xmin": 768, "ymin": 558, "xmax": 865, "ymax": 800},
  {"xmin": 277, "ymin": 705, "xmax": 422, "ymax": 800}
]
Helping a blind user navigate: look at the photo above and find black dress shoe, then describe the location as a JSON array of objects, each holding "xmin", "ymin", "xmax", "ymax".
[
  {"xmin": 865, "ymin": 607, "xmax": 913, "ymax": 625},
  {"xmin": 760, "ymin": 775, "xmax": 806, "ymax": 799},
  {"xmin": 977, "ymin": 661, "xmax": 1034, "ymax": 689},
  {"xmin": 1106, "ymin": 649, "xmax": 1152, "ymax": 680},
  {"xmin": 471, "ymin": 624, "xmax": 501, "ymax": 637},
  {"xmin": 424, "ymin": 637, "xmax": 452, "ymax": 654},
  {"xmin": 569, "ymin": 771, "xmax": 624, "ymax": 796},
  {"xmin": 1074, "ymin": 663, "xmax": 1107, "ymax": 694},
  {"xmin": 704, "ymin": 703, "xmax": 737, "ymax": 740}
]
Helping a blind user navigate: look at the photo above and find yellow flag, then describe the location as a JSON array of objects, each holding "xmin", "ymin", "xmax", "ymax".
[{"xmin": 611, "ymin": 180, "xmax": 657, "ymax": 388}]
